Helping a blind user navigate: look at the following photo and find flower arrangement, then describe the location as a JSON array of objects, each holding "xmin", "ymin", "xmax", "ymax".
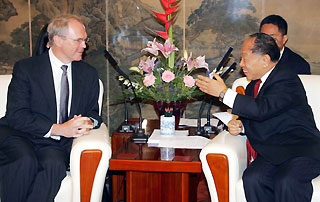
[{"xmin": 119, "ymin": 0, "xmax": 209, "ymax": 104}]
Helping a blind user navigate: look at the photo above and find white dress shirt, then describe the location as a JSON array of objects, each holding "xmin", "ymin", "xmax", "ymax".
[
  {"xmin": 44, "ymin": 49, "xmax": 72, "ymax": 139},
  {"xmin": 223, "ymin": 66, "xmax": 276, "ymax": 109}
]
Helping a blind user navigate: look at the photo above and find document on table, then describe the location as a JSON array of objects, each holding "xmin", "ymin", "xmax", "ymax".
[
  {"xmin": 147, "ymin": 129, "xmax": 211, "ymax": 149},
  {"xmin": 179, "ymin": 118, "xmax": 219, "ymax": 127}
]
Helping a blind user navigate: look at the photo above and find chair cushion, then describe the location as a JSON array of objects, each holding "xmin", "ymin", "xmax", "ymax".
[
  {"xmin": 54, "ymin": 172, "xmax": 72, "ymax": 202},
  {"xmin": 311, "ymin": 176, "xmax": 320, "ymax": 201}
]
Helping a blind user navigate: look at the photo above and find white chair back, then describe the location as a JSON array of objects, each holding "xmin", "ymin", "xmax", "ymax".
[
  {"xmin": 0, "ymin": 75, "xmax": 12, "ymax": 118},
  {"xmin": 0, "ymin": 75, "xmax": 103, "ymax": 117}
]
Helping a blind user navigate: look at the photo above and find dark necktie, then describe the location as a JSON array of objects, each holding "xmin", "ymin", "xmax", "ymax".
[
  {"xmin": 246, "ymin": 79, "xmax": 262, "ymax": 166},
  {"xmin": 59, "ymin": 65, "xmax": 69, "ymax": 123}
]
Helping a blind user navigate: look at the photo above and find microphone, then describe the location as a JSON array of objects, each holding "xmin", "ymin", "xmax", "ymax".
[
  {"xmin": 202, "ymin": 62, "xmax": 237, "ymax": 136},
  {"xmin": 215, "ymin": 47, "xmax": 233, "ymax": 72},
  {"xmin": 105, "ymin": 50, "xmax": 149, "ymax": 142},
  {"xmin": 220, "ymin": 62, "xmax": 237, "ymax": 79},
  {"xmin": 194, "ymin": 48, "xmax": 234, "ymax": 138}
]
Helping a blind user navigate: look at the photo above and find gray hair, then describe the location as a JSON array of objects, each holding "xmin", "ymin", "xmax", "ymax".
[{"xmin": 47, "ymin": 14, "xmax": 83, "ymax": 45}]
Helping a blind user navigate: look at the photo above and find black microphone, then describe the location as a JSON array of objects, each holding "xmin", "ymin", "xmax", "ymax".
[
  {"xmin": 202, "ymin": 62, "xmax": 237, "ymax": 136},
  {"xmin": 105, "ymin": 50, "xmax": 149, "ymax": 142},
  {"xmin": 215, "ymin": 47, "xmax": 233, "ymax": 73},
  {"xmin": 220, "ymin": 62, "xmax": 237, "ymax": 79},
  {"xmin": 194, "ymin": 48, "xmax": 234, "ymax": 138}
]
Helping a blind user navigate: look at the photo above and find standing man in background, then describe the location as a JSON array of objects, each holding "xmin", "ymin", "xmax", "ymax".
[
  {"xmin": 260, "ymin": 14, "xmax": 311, "ymax": 74},
  {"xmin": 0, "ymin": 14, "xmax": 102, "ymax": 202}
]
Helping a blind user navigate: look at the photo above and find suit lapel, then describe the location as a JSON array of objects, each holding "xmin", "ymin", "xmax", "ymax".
[
  {"xmin": 69, "ymin": 62, "xmax": 82, "ymax": 117},
  {"xmin": 36, "ymin": 54, "xmax": 58, "ymax": 122},
  {"xmin": 278, "ymin": 47, "xmax": 289, "ymax": 65},
  {"xmin": 256, "ymin": 63, "xmax": 282, "ymax": 98}
]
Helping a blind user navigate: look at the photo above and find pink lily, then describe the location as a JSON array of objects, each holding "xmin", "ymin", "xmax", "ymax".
[
  {"xmin": 142, "ymin": 38, "xmax": 160, "ymax": 55},
  {"xmin": 156, "ymin": 39, "xmax": 178, "ymax": 58},
  {"xmin": 194, "ymin": 56, "xmax": 209, "ymax": 70},
  {"xmin": 182, "ymin": 51, "xmax": 196, "ymax": 71},
  {"xmin": 139, "ymin": 57, "xmax": 156, "ymax": 74}
]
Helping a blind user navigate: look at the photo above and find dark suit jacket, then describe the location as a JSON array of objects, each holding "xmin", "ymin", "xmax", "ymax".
[
  {"xmin": 232, "ymin": 62, "xmax": 320, "ymax": 164},
  {"xmin": 0, "ymin": 52, "xmax": 102, "ymax": 143},
  {"xmin": 278, "ymin": 47, "xmax": 311, "ymax": 75}
]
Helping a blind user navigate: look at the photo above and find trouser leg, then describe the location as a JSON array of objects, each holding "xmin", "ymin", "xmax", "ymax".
[
  {"xmin": 242, "ymin": 155, "xmax": 276, "ymax": 202},
  {"xmin": 274, "ymin": 157, "xmax": 320, "ymax": 202},
  {"xmin": 26, "ymin": 146, "xmax": 69, "ymax": 202},
  {"xmin": 243, "ymin": 155, "xmax": 320, "ymax": 202},
  {"xmin": 26, "ymin": 137, "xmax": 72, "ymax": 202},
  {"xmin": 0, "ymin": 135, "xmax": 38, "ymax": 202}
]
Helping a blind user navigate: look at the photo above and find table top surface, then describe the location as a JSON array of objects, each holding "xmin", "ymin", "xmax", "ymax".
[{"xmin": 109, "ymin": 119, "xmax": 203, "ymax": 173}]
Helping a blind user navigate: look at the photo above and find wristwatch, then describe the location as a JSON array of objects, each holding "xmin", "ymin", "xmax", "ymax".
[{"xmin": 219, "ymin": 90, "xmax": 226, "ymax": 102}]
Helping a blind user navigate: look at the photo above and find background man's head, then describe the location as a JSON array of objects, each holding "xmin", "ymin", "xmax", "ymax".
[
  {"xmin": 48, "ymin": 14, "xmax": 88, "ymax": 63},
  {"xmin": 240, "ymin": 33, "xmax": 280, "ymax": 80},
  {"xmin": 259, "ymin": 15, "xmax": 288, "ymax": 51}
]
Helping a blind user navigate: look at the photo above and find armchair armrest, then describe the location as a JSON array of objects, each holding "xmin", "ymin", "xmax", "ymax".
[
  {"xmin": 200, "ymin": 130, "xmax": 247, "ymax": 202},
  {"xmin": 70, "ymin": 123, "xmax": 111, "ymax": 202}
]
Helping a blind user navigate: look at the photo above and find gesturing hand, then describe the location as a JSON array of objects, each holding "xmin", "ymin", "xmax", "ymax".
[{"xmin": 195, "ymin": 73, "xmax": 227, "ymax": 97}]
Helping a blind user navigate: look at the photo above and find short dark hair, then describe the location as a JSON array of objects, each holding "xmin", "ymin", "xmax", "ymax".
[
  {"xmin": 249, "ymin": 33, "xmax": 280, "ymax": 62},
  {"xmin": 259, "ymin": 15, "xmax": 288, "ymax": 36}
]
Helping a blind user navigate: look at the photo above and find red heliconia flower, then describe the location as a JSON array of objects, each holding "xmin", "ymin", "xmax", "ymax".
[{"xmin": 152, "ymin": 0, "xmax": 180, "ymax": 39}]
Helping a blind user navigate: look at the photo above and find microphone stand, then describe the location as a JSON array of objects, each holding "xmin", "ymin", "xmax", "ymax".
[
  {"xmin": 194, "ymin": 47, "xmax": 233, "ymax": 138},
  {"xmin": 203, "ymin": 98, "xmax": 218, "ymax": 135},
  {"xmin": 194, "ymin": 95, "xmax": 209, "ymax": 138},
  {"xmin": 201, "ymin": 62, "xmax": 237, "ymax": 137},
  {"xmin": 104, "ymin": 50, "xmax": 149, "ymax": 143},
  {"xmin": 119, "ymin": 97, "xmax": 134, "ymax": 133}
]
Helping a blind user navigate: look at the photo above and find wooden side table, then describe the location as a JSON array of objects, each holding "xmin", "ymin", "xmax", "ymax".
[{"xmin": 110, "ymin": 119, "xmax": 202, "ymax": 202}]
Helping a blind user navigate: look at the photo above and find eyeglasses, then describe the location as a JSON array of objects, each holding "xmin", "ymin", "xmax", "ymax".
[{"xmin": 60, "ymin": 36, "xmax": 89, "ymax": 44}]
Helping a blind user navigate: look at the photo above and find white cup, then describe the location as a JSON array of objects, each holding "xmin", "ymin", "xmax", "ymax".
[
  {"xmin": 160, "ymin": 115, "xmax": 175, "ymax": 136},
  {"xmin": 160, "ymin": 147, "xmax": 175, "ymax": 161}
]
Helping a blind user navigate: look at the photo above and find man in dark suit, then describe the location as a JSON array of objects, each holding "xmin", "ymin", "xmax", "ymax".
[
  {"xmin": 196, "ymin": 33, "xmax": 320, "ymax": 202},
  {"xmin": 0, "ymin": 14, "xmax": 102, "ymax": 202},
  {"xmin": 260, "ymin": 14, "xmax": 311, "ymax": 74}
]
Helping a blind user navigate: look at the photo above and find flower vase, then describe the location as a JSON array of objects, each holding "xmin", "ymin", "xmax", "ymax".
[{"xmin": 154, "ymin": 100, "xmax": 187, "ymax": 129}]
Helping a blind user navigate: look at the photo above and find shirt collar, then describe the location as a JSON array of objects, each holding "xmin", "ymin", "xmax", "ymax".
[
  {"xmin": 49, "ymin": 48, "xmax": 71, "ymax": 69},
  {"xmin": 260, "ymin": 65, "xmax": 276, "ymax": 84},
  {"xmin": 279, "ymin": 47, "xmax": 285, "ymax": 60}
]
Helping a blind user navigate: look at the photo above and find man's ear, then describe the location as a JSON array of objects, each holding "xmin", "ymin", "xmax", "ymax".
[
  {"xmin": 282, "ymin": 34, "xmax": 288, "ymax": 46},
  {"xmin": 262, "ymin": 54, "xmax": 271, "ymax": 68},
  {"xmin": 53, "ymin": 35, "xmax": 63, "ymax": 47}
]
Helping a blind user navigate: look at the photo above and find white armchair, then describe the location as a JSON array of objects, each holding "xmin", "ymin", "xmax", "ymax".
[
  {"xmin": 200, "ymin": 75, "xmax": 320, "ymax": 202},
  {"xmin": 0, "ymin": 74, "xmax": 112, "ymax": 202}
]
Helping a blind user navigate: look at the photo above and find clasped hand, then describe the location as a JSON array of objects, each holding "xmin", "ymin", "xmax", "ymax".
[
  {"xmin": 227, "ymin": 119, "xmax": 243, "ymax": 136},
  {"xmin": 52, "ymin": 115, "xmax": 93, "ymax": 138}
]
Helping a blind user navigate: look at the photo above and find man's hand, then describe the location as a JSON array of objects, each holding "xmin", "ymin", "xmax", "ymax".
[
  {"xmin": 227, "ymin": 119, "xmax": 243, "ymax": 136},
  {"xmin": 51, "ymin": 115, "xmax": 94, "ymax": 138},
  {"xmin": 195, "ymin": 73, "xmax": 227, "ymax": 97}
]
